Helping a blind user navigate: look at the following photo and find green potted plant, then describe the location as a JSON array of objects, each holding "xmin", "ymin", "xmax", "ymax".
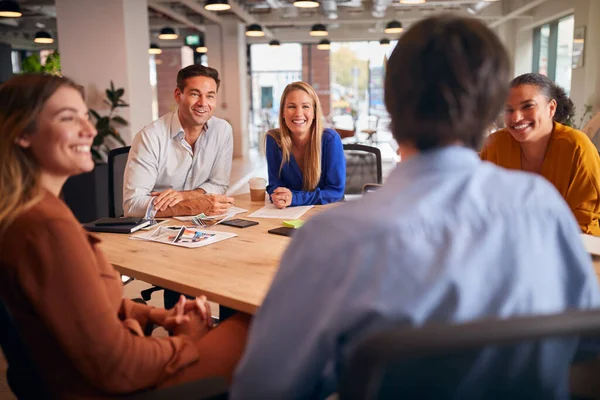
[
  {"xmin": 21, "ymin": 52, "xmax": 61, "ymax": 75},
  {"xmin": 90, "ymin": 81, "xmax": 129, "ymax": 162},
  {"xmin": 63, "ymin": 82, "xmax": 129, "ymax": 223}
]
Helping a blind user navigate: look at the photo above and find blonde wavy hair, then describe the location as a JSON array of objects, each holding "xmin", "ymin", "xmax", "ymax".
[
  {"xmin": 0, "ymin": 74, "xmax": 80, "ymax": 237},
  {"xmin": 267, "ymin": 81, "xmax": 324, "ymax": 191}
]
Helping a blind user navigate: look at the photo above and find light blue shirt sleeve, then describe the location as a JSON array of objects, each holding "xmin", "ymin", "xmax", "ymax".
[
  {"xmin": 123, "ymin": 129, "xmax": 159, "ymax": 217},
  {"xmin": 198, "ymin": 123, "xmax": 233, "ymax": 195}
]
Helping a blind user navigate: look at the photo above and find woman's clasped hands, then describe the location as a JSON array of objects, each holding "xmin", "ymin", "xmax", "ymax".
[{"xmin": 162, "ymin": 295, "xmax": 214, "ymax": 341}]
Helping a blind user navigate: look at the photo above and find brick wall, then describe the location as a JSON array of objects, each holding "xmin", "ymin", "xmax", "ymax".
[
  {"xmin": 302, "ymin": 44, "xmax": 331, "ymax": 117},
  {"xmin": 155, "ymin": 48, "xmax": 181, "ymax": 117}
]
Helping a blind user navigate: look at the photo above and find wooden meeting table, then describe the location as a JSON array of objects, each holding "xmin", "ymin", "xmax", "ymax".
[
  {"xmin": 97, "ymin": 194, "xmax": 325, "ymax": 315},
  {"xmin": 97, "ymin": 194, "xmax": 600, "ymax": 315}
]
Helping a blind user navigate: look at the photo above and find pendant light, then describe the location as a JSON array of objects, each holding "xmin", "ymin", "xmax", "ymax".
[
  {"xmin": 379, "ymin": 38, "xmax": 390, "ymax": 46},
  {"xmin": 148, "ymin": 43, "xmax": 162, "ymax": 55},
  {"xmin": 310, "ymin": 23, "xmax": 328, "ymax": 37},
  {"xmin": 0, "ymin": 1, "xmax": 21, "ymax": 18},
  {"xmin": 269, "ymin": 40, "xmax": 281, "ymax": 47},
  {"xmin": 245, "ymin": 24, "xmax": 265, "ymax": 37},
  {"xmin": 399, "ymin": 0, "xmax": 426, "ymax": 4},
  {"xmin": 34, "ymin": 30, "xmax": 53, "ymax": 44},
  {"xmin": 293, "ymin": 0, "xmax": 319, "ymax": 8},
  {"xmin": 196, "ymin": 37, "xmax": 208, "ymax": 53},
  {"xmin": 384, "ymin": 20, "xmax": 403, "ymax": 34},
  {"xmin": 205, "ymin": 0, "xmax": 231, "ymax": 11},
  {"xmin": 158, "ymin": 27, "xmax": 178, "ymax": 40},
  {"xmin": 317, "ymin": 39, "xmax": 330, "ymax": 50}
]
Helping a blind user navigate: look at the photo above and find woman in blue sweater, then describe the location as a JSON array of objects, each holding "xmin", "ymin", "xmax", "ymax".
[{"xmin": 266, "ymin": 82, "xmax": 346, "ymax": 208}]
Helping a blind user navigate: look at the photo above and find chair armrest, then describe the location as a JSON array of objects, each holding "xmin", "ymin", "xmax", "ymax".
[{"xmin": 127, "ymin": 377, "xmax": 229, "ymax": 400}]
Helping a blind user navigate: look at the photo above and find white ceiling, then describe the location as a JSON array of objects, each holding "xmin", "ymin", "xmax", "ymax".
[{"xmin": 0, "ymin": 0, "xmax": 537, "ymax": 49}]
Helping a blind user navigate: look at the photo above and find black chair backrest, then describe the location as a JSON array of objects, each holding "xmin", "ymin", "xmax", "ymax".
[
  {"xmin": 108, "ymin": 146, "xmax": 131, "ymax": 218},
  {"xmin": 343, "ymin": 144, "xmax": 382, "ymax": 195},
  {"xmin": 339, "ymin": 308, "xmax": 600, "ymax": 400},
  {"xmin": 0, "ymin": 298, "xmax": 49, "ymax": 399}
]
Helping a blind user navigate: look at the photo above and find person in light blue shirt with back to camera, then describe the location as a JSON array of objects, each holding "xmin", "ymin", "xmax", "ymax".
[
  {"xmin": 265, "ymin": 81, "xmax": 345, "ymax": 208},
  {"xmin": 232, "ymin": 15, "xmax": 600, "ymax": 399}
]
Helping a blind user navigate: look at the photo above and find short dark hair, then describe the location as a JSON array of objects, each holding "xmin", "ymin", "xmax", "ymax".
[
  {"xmin": 385, "ymin": 15, "xmax": 510, "ymax": 151},
  {"xmin": 509, "ymin": 73, "xmax": 574, "ymax": 125},
  {"xmin": 176, "ymin": 64, "xmax": 220, "ymax": 92}
]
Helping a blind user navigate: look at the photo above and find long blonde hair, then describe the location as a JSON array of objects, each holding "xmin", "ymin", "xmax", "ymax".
[
  {"xmin": 267, "ymin": 82, "xmax": 324, "ymax": 191},
  {"xmin": 0, "ymin": 74, "xmax": 80, "ymax": 237}
]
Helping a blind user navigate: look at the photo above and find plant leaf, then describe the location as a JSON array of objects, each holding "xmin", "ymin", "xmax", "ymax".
[
  {"xmin": 111, "ymin": 116, "xmax": 129, "ymax": 126},
  {"xmin": 89, "ymin": 109, "xmax": 101, "ymax": 120},
  {"xmin": 115, "ymin": 88, "xmax": 124, "ymax": 99}
]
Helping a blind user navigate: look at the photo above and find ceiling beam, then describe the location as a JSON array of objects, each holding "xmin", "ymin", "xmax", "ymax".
[
  {"xmin": 179, "ymin": 0, "xmax": 223, "ymax": 25},
  {"xmin": 488, "ymin": 0, "xmax": 548, "ymax": 28},
  {"xmin": 148, "ymin": 0, "xmax": 206, "ymax": 33}
]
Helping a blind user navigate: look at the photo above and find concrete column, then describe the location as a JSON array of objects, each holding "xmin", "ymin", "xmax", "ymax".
[
  {"xmin": 155, "ymin": 46, "xmax": 194, "ymax": 117},
  {"xmin": 571, "ymin": 0, "xmax": 600, "ymax": 118},
  {"xmin": 55, "ymin": 0, "xmax": 153, "ymax": 143},
  {"xmin": 205, "ymin": 17, "xmax": 249, "ymax": 159}
]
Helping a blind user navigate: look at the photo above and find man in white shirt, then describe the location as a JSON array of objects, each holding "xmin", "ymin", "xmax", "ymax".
[{"xmin": 123, "ymin": 64, "xmax": 234, "ymax": 218}]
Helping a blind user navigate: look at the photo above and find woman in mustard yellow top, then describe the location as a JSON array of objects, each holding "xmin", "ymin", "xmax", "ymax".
[{"xmin": 481, "ymin": 73, "xmax": 600, "ymax": 235}]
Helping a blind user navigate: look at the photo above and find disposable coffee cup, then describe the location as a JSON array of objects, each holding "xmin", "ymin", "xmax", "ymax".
[{"xmin": 249, "ymin": 177, "xmax": 267, "ymax": 202}]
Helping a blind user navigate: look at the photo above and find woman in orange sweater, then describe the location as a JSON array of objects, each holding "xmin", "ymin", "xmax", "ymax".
[
  {"xmin": 0, "ymin": 74, "xmax": 250, "ymax": 399},
  {"xmin": 481, "ymin": 73, "xmax": 600, "ymax": 235}
]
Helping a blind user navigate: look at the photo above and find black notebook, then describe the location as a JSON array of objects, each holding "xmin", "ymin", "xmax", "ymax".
[{"xmin": 83, "ymin": 217, "xmax": 151, "ymax": 234}]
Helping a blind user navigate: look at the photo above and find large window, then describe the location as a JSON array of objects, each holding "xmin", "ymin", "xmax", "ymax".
[
  {"xmin": 250, "ymin": 43, "xmax": 302, "ymax": 148},
  {"xmin": 532, "ymin": 15, "xmax": 574, "ymax": 94},
  {"xmin": 329, "ymin": 41, "xmax": 396, "ymax": 131}
]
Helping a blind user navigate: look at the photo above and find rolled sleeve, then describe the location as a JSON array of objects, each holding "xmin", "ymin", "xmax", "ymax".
[
  {"xmin": 199, "ymin": 124, "xmax": 233, "ymax": 195},
  {"xmin": 123, "ymin": 130, "xmax": 159, "ymax": 217}
]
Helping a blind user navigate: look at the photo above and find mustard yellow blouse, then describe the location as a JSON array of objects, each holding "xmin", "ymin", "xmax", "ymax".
[{"xmin": 481, "ymin": 122, "xmax": 600, "ymax": 236}]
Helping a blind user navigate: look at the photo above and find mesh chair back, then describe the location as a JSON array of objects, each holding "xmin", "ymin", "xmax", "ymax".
[
  {"xmin": 343, "ymin": 144, "xmax": 382, "ymax": 195},
  {"xmin": 339, "ymin": 308, "xmax": 600, "ymax": 400},
  {"xmin": 108, "ymin": 146, "xmax": 131, "ymax": 218},
  {"xmin": 0, "ymin": 299, "xmax": 49, "ymax": 399}
]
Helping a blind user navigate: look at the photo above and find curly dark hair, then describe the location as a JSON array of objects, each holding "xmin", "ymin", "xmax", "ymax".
[
  {"xmin": 509, "ymin": 73, "xmax": 574, "ymax": 125},
  {"xmin": 384, "ymin": 14, "xmax": 510, "ymax": 151}
]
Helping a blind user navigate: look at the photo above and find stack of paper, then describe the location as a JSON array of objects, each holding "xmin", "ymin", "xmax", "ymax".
[{"xmin": 248, "ymin": 204, "xmax": 313, "ymax": 219}]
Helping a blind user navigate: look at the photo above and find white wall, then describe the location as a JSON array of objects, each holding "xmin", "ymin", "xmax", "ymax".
[
  {"xmin": 495, "ymin": 0, "xmax": 600, "ymax": 121},
  {"xmin": 56, "ymin": 0, "xmax": 153, "ymax": 144},
  {"xmin": 206, "ymin": 17, "xmax": 249, "ymax": 159}
]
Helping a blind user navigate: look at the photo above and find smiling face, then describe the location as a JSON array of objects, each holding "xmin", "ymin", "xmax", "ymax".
[
  {"xmin": 283, "ymin": 89, "xmax": 315, "ymax": 138},
  {"xmin": 504, "ymin": 84, "xmax": 556, "ymax": 143},
  {"xmin": 16, "ymin": 86, "xmax": 97, "ymax": 186},
  {"xmin": 175, "ymin": 75, "xmax": 217, "ymax": 129}
]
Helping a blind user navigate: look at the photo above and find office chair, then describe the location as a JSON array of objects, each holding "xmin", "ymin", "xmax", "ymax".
[
  {"xmin": 343, "ymin": 143, "xmax": 382, "ymax": 195},
  {"xmin": 107, "ymin": 146, "xmax": 138, "ymax": 285},
  {"xmin": 107, "ymin": 146, "xmax": 131, "ymax": 218},
  {"xmin": 0, "ymin": 297, "xmax": 229, "ymax": 400},
  {"xmin": 338, "ymin": 308, "xmax": 600, "ymax": 400}
]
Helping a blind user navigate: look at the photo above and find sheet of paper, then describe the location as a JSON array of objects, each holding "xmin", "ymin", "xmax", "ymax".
[
  {"xmin": 173, "ymin": 206, "xmax": 248, "ymax": 222},
  {"xmin": 248, "ymin": 204, "xmax": 313, "ymax": 219},
  {"xmin": 581, "ymin": 233, "xmax": 600, "ymax": 256},
  {"xmin": 131, "ymin": 226, "xmax": 237, "ymax": 249}
]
